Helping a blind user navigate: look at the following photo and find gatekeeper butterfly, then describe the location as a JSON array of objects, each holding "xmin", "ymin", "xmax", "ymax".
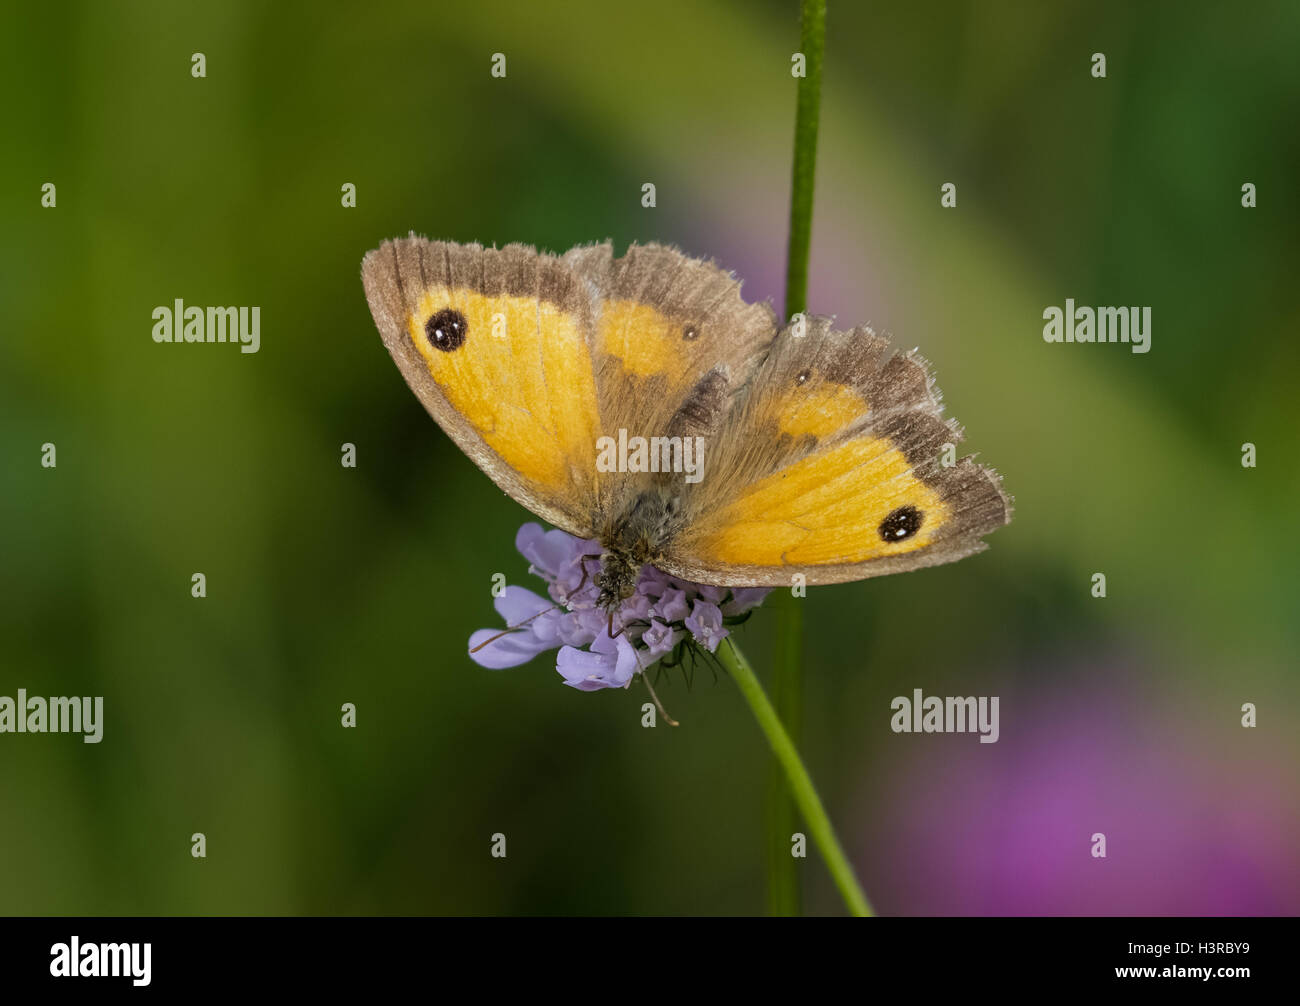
[{"xmin": 361, "ymin": 238, "xmax": 1010, "ymax": 610}]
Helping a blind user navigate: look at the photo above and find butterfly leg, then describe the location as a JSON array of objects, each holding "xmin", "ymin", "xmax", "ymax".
[
  {"xmin": 640, "ymin": 665, "xmax": 679, "ymax": 727},
  {"xmin": 572, "ymin": 553, "xmax": 603, "ymax": 596}
]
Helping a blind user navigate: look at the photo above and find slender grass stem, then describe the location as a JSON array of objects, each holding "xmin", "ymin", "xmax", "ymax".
[
  {"xmin": 784, "ymin": 0, "xmax": 826, "ymax": 322},
  {"xmin": 768, "ymin": 0, "xmax": 826, "ymax": 918},
  {"xmin": 720, "ymin": 637, "xmax": 872, "ymax": 917}
]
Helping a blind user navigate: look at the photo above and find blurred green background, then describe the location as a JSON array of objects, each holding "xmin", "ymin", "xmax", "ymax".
[{"xmin": 2, "ymin": 0, "xmax": 1297, "ymax": 915}]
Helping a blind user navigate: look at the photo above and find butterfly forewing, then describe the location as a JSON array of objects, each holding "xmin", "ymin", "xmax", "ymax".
[{"xmin": 361, "ymin": 236, "xmax": 602, "ymax": 537}]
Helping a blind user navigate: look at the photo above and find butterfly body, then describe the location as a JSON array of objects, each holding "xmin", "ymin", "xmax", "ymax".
[
  {"xmin": 592, "ymin": 487, "xmax": 682, "ymax": 608},
  {"xmin": 362, "ymin": 236, "xmax": 1010, "ymax": 617}
]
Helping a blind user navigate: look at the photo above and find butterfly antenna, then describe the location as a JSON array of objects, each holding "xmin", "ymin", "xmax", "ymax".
[
  {"xmin": 469, "ymin": 605, "xmax": 558, "ymax": 654},
  {"xmin": 635, "ymin": 647, "xmax": 679, "ymax": 727}
]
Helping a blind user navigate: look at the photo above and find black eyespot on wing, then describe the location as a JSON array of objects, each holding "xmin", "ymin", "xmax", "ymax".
[
  {"xmin": 426, "ymin": 308, "xmax": 467, "ymax": 352},
  {"xmin": 795, "ymin": 368, "xmax": 811, "ymax": 385},
  {"xmin": 682, "ymin": 324, "xmax": 700, "ymax": 341},
  {"xmin": 879, "ymin": 505, "xmax": 923, "ymax": 542}
]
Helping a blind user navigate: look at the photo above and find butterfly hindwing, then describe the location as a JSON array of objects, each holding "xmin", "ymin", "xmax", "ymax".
[
  {"xmin": 663, "ymin": 316, "xmax": 1011, "ymax": 585},
  {"xmin": 565, "ymin": 242, "xmax": 779, "ymax": 502}
]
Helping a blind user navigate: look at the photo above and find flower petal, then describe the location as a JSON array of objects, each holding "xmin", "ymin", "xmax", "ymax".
[
  {"xmin": 641, "ymin": 619, "xmax": 680, "ymax": 659},
  {"xmin": 610, "ymin": 633, "xmax": 640, "ymax": 686},
  {"xmin": 557, "ymin": 610, "xmax": 598, "ymax": 647},
  {"xmin": 684, "ymin": 599, "xmax": 729, "ymax": 652},
  {"xmin": 722, "ymin": 587, "xmax": 772, "ymax": 615},
  {"xmin": 468, "ymin": 627, "xmax": 553, "ymax": 669},
  {"xmin": 556, "ymin": 643, "xmax": 618, "ymax": 691},
  {"xmin": 516, "ymin": 523, "xmax": 584, "ymax": 581},
  {"xmin": 655, "ymin": 586, "xmax": 690, "ymax": 623},
  {"xmin": 494, "ymin": 584, "xmax": 554, "ymax": 625}
]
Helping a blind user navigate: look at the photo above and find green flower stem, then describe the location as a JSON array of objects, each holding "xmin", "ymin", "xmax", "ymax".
[
  {"xmin": 765, "ymin": 594, "xmax": 803, "ymax": 915},
  {"xmin": 720, "ymin": 637, "xmax": 873, "ymax": 918},
  {"xmin": 769, "ymin": 0, "xmax": 826, "ymax": 917},
  {"xmin": 784, "ymin": 0, "xmax": 825, "ymax": 320}
]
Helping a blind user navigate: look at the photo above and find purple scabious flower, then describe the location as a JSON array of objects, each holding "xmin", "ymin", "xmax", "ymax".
[{"xmin": 469, "ymin": 523, "xmax": 770, "ymax": 690}]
